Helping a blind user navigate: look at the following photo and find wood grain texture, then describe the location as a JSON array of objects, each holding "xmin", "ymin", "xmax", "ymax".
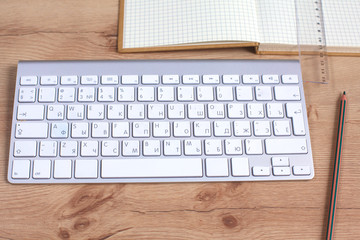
[{"xmin": 0, "ymin": 1, "xmax": 360, "ymax": 239}]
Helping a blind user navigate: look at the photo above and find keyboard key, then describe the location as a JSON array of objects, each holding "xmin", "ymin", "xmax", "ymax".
[
  {"xmin": 128, "ymin": 104, "xmax": 145, "ymax": 119},
  {"xmin": 282, "ymin": 75, "xmax": 299, "ymax": 84},
  {"xmin": 253, "ymin": 166, "xmax": 270, "ymax": 176},
  {"xmin": 262, "ymin": 75, "xmax": 279, "ymax": 84},
  {"xmin": 206, "ymin": 158, "xmax": 228, "ymax": 177},
  {"xmin": 80, "ymin": 141, "xmax": 98, "ymax": 157},
  {"xmin": 112, "ymin": 122, "xmax": 130, "ymax": 138},
  {"xmin": 216, "ymin": 86, "xmax": 234, "ymax": 101},
  {"xmin": 51, "ymin": 122, "xmax": 69, "ymax": 138},
  {"xmin": 87, "ymin": 104, "xmax": 105, "ymax": 120},
  {"xmin": 142, "ymin": 75, "xmax": 159, "ymax": 84},
  {"xmin": 286, "ymin": 103, "xmax": 306, "ymax": 136},
  {"xmin": 214, "ymin": 121, "xmax": 231, "ymax": 137},
  {"xmin": 272, "ymin": 157, "xmax": 289, "ymax": 167},
  {"xmin": 273, "ymin": 121, "xmax": 291, "ymax": 136},
  {"xmin": 12, "ymin": 160, "xmax": 30, "ymax": 179},
  {"xmin": 15, "ymin": 122, "xmax": 48, "ymax": 139},
  {"xmin": 162, "ymin": 75, "xmax": 179, "ymax": 84},
  {"xmin": 71, "ymin": 122, "xmax": 88, "ymax": 138},
  {"xmin": 107, "ymin": 104, "xmax": 125, "ymax": 119},
  {"xmin": 168, "ymin": 104, "xmax": 185, "ymax": 119},
  {"xmin": 245, "ymin": 139, "xmax": 263, "ymax": 155},
  {"xmin": 143, "ymin": 140, "xmax": 161, "ymax": 156},
  {"xmin": 243, "ymin": 75, "xmax": 259, "ymax": 84},
  {"xmin": 54, "ymin": 160, "xmax": 72, "ymax": 179},
  {"xmin": 17, "ymin": 105, "xmax": 44, "ymax": 120},
  {"xmin": 41, "ymin": 76, "xmax": 57, "ymax": 85},
  {"xmin": 58, "ymin": 87, "xmax": 75, "ymax": 102},
  {"xmin": 81, "ymin": 75, "xmax": 98, "ymax": 85},
  {"xmin": 153, "ymin": 122, "xmax": 170, "ymax": 137},
  {"xmin": 225, "ymin": 139, "xmax": 243, "ymax": 155},
  {"xmin": 122, "ymin": 140, "xmax": 140, "ymax": 156},
  {"xmin": 101, "ymin": 158, "xmax": 203, "ymax": 178},
  {"xmin": 266, "ymin": 103, "xmax": 284, "ymax": 118},
  {"xmin": 273, "ymin": 167, "xmax": 291, "ymax": 176},
  {"xmin": 223, "ymin": 75, "xmax": 239, "ymax": 84},
  {"xmin": 39, "ymin": 141, "xmax": 57, "ymax": 157},
  {"xmin": 19, "ymin": 88, "xmax": 36, "ymax": 102},
  {"xmin": 78, "ymin": 87, "xmax": 95, "ymax": 102},
  {"xmin": 197, "ymin": 86, "xmax": 214, "ymax": 101},
  {"xmin": 228, "ymin": 103, "xmax": 245, "ymax": 119},
  {"xmin": 203, "ymin": 75, "xmax": 219, "ymax": 84},
  {"xmin": 60, "ymin": 141, "xmax": 78, "ymax": 157},
  {"xmin": 101, "ymin": 140, "xmax": 119, "ymax": 157},
  {"xmin": 39, "ymin": 88, "xmax": 56, "ymax": 102},
  {"xmin": 174, "ymin": 122, "xmax": 191, "ymax": 137},
  {"xmin": 177, "ymin": 86, "xmax": 194, "ymax": 101},
  {"xmin": 265, "ymin": 138, "xmax": 308, "ymax": 154},
  {"xmin": 193, "ymin": 121, "xmax": 211, "ymax": 137},
  {"xmin": 91, "ymin": 122, "xmax": 109, "ymax": 138},
  {"xmin": 148, "ymin": 104, "xmax": 165, "ymax": 119},
  {"xmin": 254, "ymin": 121, "xmax": 271, "ymax": 136},
  {"xmin": 118, "ymin": 87, "xmax": 135, "ymax": 102},
  {"xmin": 101, "ymin": 75, "xmax": 118, "ymax": 84},
  {"xmin": 274, "ymin": 86, "xmax": 301, "ymax": 100},
  {"xmin": 255, "ymin": 86, "xmax": 272, "ymax": 101},
  {"xmin": 183, "ymin": 75, "xmax": 199, "ymax": 84},
  {"xmin": 188, "ymin": 104, "xmax": 205, "ymax": 119},
  {"xmin": 247, "ymin": 103, "xmax": 264, "ymax": 118},
  {"xmin": 33, "ymin": 160, "xmax": 51, "ymax": 179},
  {"xmin": 205, "ymin": 139, "xmax": 223, "ymax": 155},
  {"xmin": 20, "ymin": 76, "xmax": 37, "ymax": 85},
  {"xmin": 184, "ymin": 139, "xmax": 202, "ymax": 156},
  {"xmin": 293, "ymin": 166, "xmax": 311, "ymax": 175},
  {"xmin": 67, "ymin": 105, "xmax": 84, "ymax": 120},
  {"xmin": 163, "ymin": 140, "xmax": 181, "ymax": 156},
  {"xmin": 14, "ymin": 141, "xmax": 37, "ymax": 157},
  {"xmin": 234, "ymin": 121, "xmax": 251, "ymax": 136},
  {"xmin": 98, "ymin": 87, "xmax": 115, "ymax": 102},
  {"xmin": 122, "ymin": 75, "xmax": 138, "ymax": 84},
  {"xmin": 75, "ymin": 160, "xmax": 98, "ymax": 178},
  {"xmin": 158, "ymin": 87, "xmax": 175, "ymax": 101},
  {"xmin": 138, "ymin": 87, "xmax": 155, "ymax": 102},
  {"xmin": 208, "ymin": 103, "xmax": 225, "ymax": 119},
  {"xmin": 236, "ymin": 86, "xmax": 253, "ymax": 101},
  {"xmin": 231, "ymin": 158, "xmax": 250, "ymax": 176},
  {"xmin": 61, "ymin": 76, "xmax": 78, "ymax": 85}
]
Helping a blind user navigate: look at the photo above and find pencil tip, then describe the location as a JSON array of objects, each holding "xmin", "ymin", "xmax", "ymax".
[{"xmin": 343, "ymin": 91, "xmax": 346, "ymax": 95}]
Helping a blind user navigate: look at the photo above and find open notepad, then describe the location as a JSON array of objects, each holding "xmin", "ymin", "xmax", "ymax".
[{"xmin": 118, "ymin": 0, "xmax": 360, "ymax": 55}]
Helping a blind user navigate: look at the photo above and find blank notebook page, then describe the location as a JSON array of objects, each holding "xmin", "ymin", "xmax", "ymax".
[{"xmin": 122, "ymin": 0, "xmax": 259, "ymax": 49}]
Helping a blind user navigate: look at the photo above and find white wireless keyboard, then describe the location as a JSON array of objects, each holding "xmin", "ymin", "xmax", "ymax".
[{"xmin": 8, "ymin": 60, "xmax": 314, "ymax": 184}]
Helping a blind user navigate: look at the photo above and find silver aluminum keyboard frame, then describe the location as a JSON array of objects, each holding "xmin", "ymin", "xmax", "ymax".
[{"xmin": 8, "ymin": 60, "xmax": 314, "ymax": 184}]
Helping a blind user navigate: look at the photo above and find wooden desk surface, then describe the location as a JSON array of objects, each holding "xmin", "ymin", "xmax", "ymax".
[{"xmin": 1, "ymin": 1, "xmax": 359, "ymax": 239}]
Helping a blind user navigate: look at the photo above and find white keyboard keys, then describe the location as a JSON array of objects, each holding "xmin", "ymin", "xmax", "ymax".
[
  {"xmin": 15, "ymin": 122, "xmax": 48, "ymax": 139},
  {"xmin": 91, "ymin": 122, "xmax": 109, "ymax": 138},
  {"xmin": 75, "ymin": 160, "xmax": 98, "ymax": 178},
  {"xmin": 208, "ymin": 103, "xmax": 225, "ymax": 119},
  {"xmin": 225, "ymin": 139, "xmax": 243, "ymax": 155},
  {"xmin": 61, "ymin": 76, "xmax": 78, "ymax": 85},
  {"xmin": 184, "ymin": 139, "xmax": 202, "ymax": 156},
  {"xmin": 247, "ymin": 103, "xmax": 264, "ymax": 118},
  {"xmin": 58, "ymin": 87, "xmax": 75, "ymax": 102},
  {"xmin": 71, "ymin": 122, "xmax": 89, "ymax": 138},
  {"xmin": 273, "ymin": 121, "xmax": 291, "ymax": 136},
  {"xmin": 178, "ymin": 86, "xmax": 194, "ymax": 101},
  {"xmin": 243, "ymin": 75, "xmax": 259, "ymax": 84},
  {"xmin": 143, "ymin": 140, "xmax": 161, "ymax": 156},
  {"xmin": 267, "ymin": 103, "xmax": 284, "ymax": 118},
  {"xmin": 60, "ymin": 141, "xmax": 78, "ymax": 157},
  {"xmin": 293, "ymin": 166, "xmax": 311, "ymax": 175},
  {"xmin": 128, "ymin": 104, "xmax": 145, "ymax": 119},
  {"xmin": 174, "ymin": 121, "xmax": 191, "ymax": 137},
  {"xmin": 122, "ymin": 75, "xmax": 138, "ymax": 84},
  {"xmin": 234, "ymin": 121, "xmax": 251, "ymax": 136},
  {"xmin": 162, "ymin": 75, "xmax": 179, "ymax": 84},
  {"xmin": 253, "ymin": 166, "xmax": 270, "ymax": 176},
  {"xmin": 12, "ymin": 160, "xmax": 30, "ymax": 179},
  {"xmin": 254, "ymin": 121, "xmax": 271, "ymax": 136},
  {"xmin": 33, "ymin": 160, "xmax": 51, "ymax": 179},
  {"xmin": 183, "ymin": 75, "xmax": 199, "ymax": 84},
  {"xmin": 138, "ymin": 87, "xmax": 155, "ymax": 102},
  {"xmin": 98, "ymin": 87, "xmax": 115, "ymax": 102},
  {"xmin": 81, "ymin": 75, "xmax": 98, "ymax": 85},
  {"xmin": 122, "ymin": 140, "xmax": 140, "ymax": 156},
  {"xmin": 112, "ymin": 122, "xmax": 130, "ymax": 138},
  {"xmin": 19, "ymin": 88, "xmax": 36, "ymax": 102},
  {"xmin": 194, "ymin": 121, "xmax": 211, "ymax": 137},
  {"xmin": 67, "ymin": 105, "xmax": 84, "ymax": 120},
  {"xmin": 41, "ymin": 76, "xmax": 57, "ymax": 85},
  {"xmin": 231, "ymin": 158, "xmax": 250, "ymax": 176},
  {"xmin": 245, "ymin": 139, "xmax": 263, "ymax": 155},
  {"xmin": 262, "ymin": 75, "xmax": 279, "ymax": 84},
  {"xmin": 148, "ymin": 104, "xmax": 165, "ymax": 119},
  {"xmin": 164, "ymin": 140, "xmax": 181, "ymax": 156},
  {"xmin": 255, "ymin": 86, "xmax": 272, "ymax": 101},
  {"xmin": 118, "ymin": 87, "xmax": 135, "ymax": 102},
  {"xmin": 214, "ymin": 121, "xmax": 231, "ymax": 137},
  {"xmin": 54, "ymin": 160, "xmax": 72, "ymax": 179},
  {"xmin": 205, "ymin": 139, "xmax": 223, "ymax": 155},
  {"xmin": 80, "ymin": 141, "xmax": 98, "ymax": 157},
  {"xmin": 282, "ymin": 75, "xmax": 299, "ymax": 84},
  {"xmin": 273, "ymin": 167, "xmax": 291, "ymax": 176},
  {"xmin": 107, "ymin": 104, "xmax": 125, "ymax": 120},
  {"xmin": 39, "ymin": 141, "xmax": 57, "ymax": 157},
  {"xmin": 142, "ymin": 75, "xmax": 159, "ymax": 84},
  {"xmin": 51, "ymin": 122, "xmax": 69, "ymax": 138},
  {"xmin": 158, "ymin": 87, "xmax": 175, "ymax": 101},
  {"xmin": 38, "ymin": 88, "xmax": 56, "ymax": 102},
  {"xmin": 228, "ymin": 103, "xmax": 245, "ymax": 119},
  {"xmin": 265, "ymin": 138, "xmax": 308, "ymax": 154},
  {"xmin": 272, "ymin": 157, "xmax": 289, "ymax": 167},
  {"xmin": 78, "ymin": 87, "xmax": 95, "ymax": 102},
  {"xmin": 132, "ymin": 122, "xmax": 150, "ymax": 138},
  {"xmin": 188, "ymin": 104, "xmax": 205, "ymax": 119},
  {"xmin": 101, "ymin": 75, "xmax": 118, "ymax": 84},
  {"xmin": 101, "ymin": 140, "xmax": 119, "ymax": 157},
  {"xmin": 197, "ymin": 86, "xmax": 214, "ymax": 101},
  {"xmin": 20, "ymin": 76, "xmax": 37, "ymax": 85},
  {"xmin": 14, "ymin": 141, "xmax": 37, "ymax": 157},
  {"xmin": 206, "ymin": 158, "xmax": 228, "ymax": 177},
  {"xmin": 203, "ymin": 75, "xmax": 219, "ymax": 84},
  {"xmin": 236, "ymin": 86, "xmax": 253, "ymax": 101},
  {"xmin": 17, "ymin": 105, "xmax": 44, "ymax": 120},
  {"xmin": 286, "ymin": 103, "xmax": 306, "ymax": 136},
  {"xmin": 87, "ymin": 104, "xmax": 105, "ymax": 120},
  {"xmin": 168, "ymin": 104, "xmax": 185, "ymax": 119},
  {"xmin": 216, "ymin": 86, "xmax": 234, "ymax": 101},
  {"xmin": 274, "ymin": 86, "xmax": 301, "ymax": 100},
  {"xmin": 223, "ymin": 75, "xmax": 239, "ymax": 84},
  {"xmin": 153, "ymin": 122, "xmax": 170, "ymax": 137},
  {"xmin": 101, "ymin": 158, "xmax": 202, "ymax": 178}
]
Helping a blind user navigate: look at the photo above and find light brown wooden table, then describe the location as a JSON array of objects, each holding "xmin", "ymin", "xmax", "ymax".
[{"xmin": 1, "ymin": 1, "xmax": 359, "ymax": 239}]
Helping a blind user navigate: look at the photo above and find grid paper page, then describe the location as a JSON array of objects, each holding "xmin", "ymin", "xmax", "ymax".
[
  {"xmin": 323, "ymin": 0, "xmax": 360, "ymax": 47},
  {"xmin": 123, "ymin": 0, "xmax": 259, "ymax": 49}
]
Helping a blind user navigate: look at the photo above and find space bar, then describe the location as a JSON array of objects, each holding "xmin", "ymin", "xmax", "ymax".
[{"xmin": 101, "ymin": 158, "xmax": 203, "ymax": 178}]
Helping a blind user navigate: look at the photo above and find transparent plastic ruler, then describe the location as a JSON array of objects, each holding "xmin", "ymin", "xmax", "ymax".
[{"xmin": 295, "ymin": 0, "xmax": 329, "ymax": 84}]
